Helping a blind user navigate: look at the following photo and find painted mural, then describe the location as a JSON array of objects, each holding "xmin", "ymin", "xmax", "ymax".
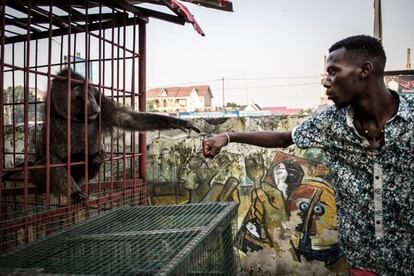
[{"xmin": 146, "ymin": 115, "xmax": 350, "ymax": 275}]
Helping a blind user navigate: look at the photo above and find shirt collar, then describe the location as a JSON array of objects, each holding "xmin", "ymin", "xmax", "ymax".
[
  {"xmin": 345, "ymin": 107, "xmax": 353, "ymax": 128},
  {"xmin": 345, "ymin": 107, "xmax": 368, "ymax": 143}
]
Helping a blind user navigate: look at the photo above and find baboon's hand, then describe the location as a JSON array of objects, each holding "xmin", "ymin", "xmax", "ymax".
[
  {"xmin": 71, "ymin": 191, "xmax": 89, "ymax": 202},
  {"xmin": 202, "ymin": 134, "xmax": 228, "ymax": 158},
  {"xmin": 170, "ymin": 118, "xmax": 200, "ymax": 133},
  {"xmin": 183, "ymin": 121, "xmax": 201, "ymax": 133}
]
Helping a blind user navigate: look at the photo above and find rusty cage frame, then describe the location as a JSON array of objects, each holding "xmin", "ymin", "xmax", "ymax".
[{"xmin": 0, "ymin": 0, "xmax": 164, "ymax": 252}]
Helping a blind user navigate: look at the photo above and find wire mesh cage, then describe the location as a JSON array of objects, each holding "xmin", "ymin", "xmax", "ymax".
[{"xmin": 0, "ymin": 202, "xmax": 240, "ymax": 275}]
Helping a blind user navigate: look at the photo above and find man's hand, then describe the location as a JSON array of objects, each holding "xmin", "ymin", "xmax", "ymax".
[
  {"xmin": 202, "ymin": 131, "xmax": 294, "ymax": 158},
  {"xmin": 202, "ymin": 134, "xmax": 229, "ymax": 158}
]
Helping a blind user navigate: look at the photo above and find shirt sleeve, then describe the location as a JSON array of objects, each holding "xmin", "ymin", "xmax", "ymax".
[{"xmin": 292, "ymin": 108, "xmax": 334, "ymax": 150}]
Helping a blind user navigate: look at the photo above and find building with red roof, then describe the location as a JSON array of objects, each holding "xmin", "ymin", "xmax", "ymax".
[
  {"xmin": 261, "ymin": 106, "xmax": 303, "ymax": 115},
  {"xmin": 147, "ymin": 85, "xmax": 213, "ymax": 112}
]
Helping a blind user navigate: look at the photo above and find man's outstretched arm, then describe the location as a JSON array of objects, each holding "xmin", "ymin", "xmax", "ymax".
[{"xmin": 202, "ymin": 131, "xmax": 293, "ymax": 158}]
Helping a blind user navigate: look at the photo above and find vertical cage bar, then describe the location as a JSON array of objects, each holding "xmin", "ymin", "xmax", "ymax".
[
  {"xmin": 45, "ymin": 0, "xmax": 54, "ymax": 209},
  {"xmin": 22, "ymin": 0, "xmax": 33, "ymax": 245},
  {"xmin": 59, "ymin": 35, "xmax": 64, "ymax": 72},
  {"xmin": 34, "ymin": 26, "xmax": 39, "ymax": 209},
  {"xmin": 122, "ymin": 11, "xmax": 127, "ymax": 192},
  {"xmin": 130, "ymin": 15, "xmax": 137, "ymax": 201},
  {"xmin": 23, "ymin": 0, "xmax": 32, "ymax": 220},
  {"xmin": 57, "ymin": 23, "xmax": 62, "ymax": 204},
  {"xmin": 11, "ymin": 45, "xmax": 15, "ymax": 167},
  {"xmin": 138, "ymin": 20, "xmax": 146, "ymax": 204},
  {"xmin": 0, "ymin": 0, "xmax": 5, "ymax": 216},
  {"xmin": 116, "ymin": 20, "xmax": 121, "ymax": 196},
  {"xmin": 34, "ymin": 41, "xmax": 38, "ymax": 147},
  {"xmin": 98, "ymin": 1, "xmax": 106, "ymax": 195},
  {"xmin": 97, "ymin": 1, "xmax": 103, "ymax": 196},
  {"xmin": 83, "ymin": 0, "xmax": 90, "ymax": 195},
  {"xmin": 66, "ymin": 1, "xmax": 73, "ymax": 204},
  {"xmin": 109, "ymin": 6, "xmax": 115, "ymax": 197}
]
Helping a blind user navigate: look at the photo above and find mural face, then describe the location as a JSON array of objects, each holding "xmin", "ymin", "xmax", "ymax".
[
  {"xmin": 269, "ymin": 160, "xmax": 304, "ymax": 199},
  {"xmin": 288, "ymin": 180, "xmax": 342, "ymax": 265},
  {"xmin": 146, "ymin": 116, "xmax": 350, "ymax": 275}
]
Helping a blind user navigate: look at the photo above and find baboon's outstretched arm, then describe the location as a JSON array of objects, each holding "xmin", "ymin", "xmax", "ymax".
[{"xmin": 101, "ymin": 97, "xmax": 200, "ymax": 133}]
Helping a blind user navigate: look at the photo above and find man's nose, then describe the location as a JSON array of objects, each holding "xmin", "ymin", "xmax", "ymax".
[{"xmin": 322, "ymin": 77, "xmax": 331, "ymax": 88}]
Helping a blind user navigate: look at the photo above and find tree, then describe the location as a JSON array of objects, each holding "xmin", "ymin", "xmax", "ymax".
[
  {"xmin": 301, "ymin": 108, "xmax": 316, "ymax": 116},
  {"xmin": 146, "ymin": 100, "xmax": 156, "ymax": 112},
  {"xmin": 3, "ymin": 86, "xmax": 43, "ymax": 125},
  {"xmin": 225, "ymin": 102, "xmax": 241, "ymax": 108}
]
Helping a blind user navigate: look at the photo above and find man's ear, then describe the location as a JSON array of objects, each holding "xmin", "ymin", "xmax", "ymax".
[{"xmin": 359, "ymin": 61, "xmax": 373, "ymax": 79}]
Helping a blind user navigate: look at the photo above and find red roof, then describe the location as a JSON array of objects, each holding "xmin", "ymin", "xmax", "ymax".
[
  {"xmin": 262, "ymin": 106, "xmax": 303, "ymax": 115},
  {"xmin": 147, "ymin": 85, "xmax": 213, "ymax": 98}
]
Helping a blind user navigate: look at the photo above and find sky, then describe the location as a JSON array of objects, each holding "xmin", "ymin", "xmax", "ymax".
[{"xmin": 145, "ymin": 0, "xmax": 414, "ymax": 109}]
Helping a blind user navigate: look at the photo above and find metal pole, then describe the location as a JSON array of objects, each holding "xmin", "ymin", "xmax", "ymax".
[{"xmin": 373, "ymin": 0, "xmax": 382, "ymax": 43}]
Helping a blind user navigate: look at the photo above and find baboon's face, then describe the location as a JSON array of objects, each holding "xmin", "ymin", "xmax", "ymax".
[
  {"xmin": 81, "ymin": 85, "xmax": 100, "ymax": 120},
  {"xmin": 52, "ymin": 82, "xmax": 101, "ymax": 122}
]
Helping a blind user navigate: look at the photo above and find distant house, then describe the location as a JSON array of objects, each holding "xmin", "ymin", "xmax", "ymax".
[
  {"xmin": 241, "ymin": 102, "xmax": 261, "ymax": 111},
  {"xmin": 262, "ymin": 106, "xmax": 303, "ymax": 115},
  {"xmin": 30, "ymin": 87, "xmax": 47, "ymax": 101},
  {"xmin": 147, "ymin": 85, "xmax": 213, "ymax": 113}
]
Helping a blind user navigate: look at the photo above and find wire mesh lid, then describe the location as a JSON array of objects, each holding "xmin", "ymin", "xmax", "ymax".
[{"xmin": 0, "ymin": 202, "xmax": 238, "ymax": 275}]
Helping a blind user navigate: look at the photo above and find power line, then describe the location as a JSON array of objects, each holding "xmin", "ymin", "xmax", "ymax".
[
  {"xmin": 225, "ymin": 75, "xmax": 320, "ymax": 81},
  {"xmin": 210, "ymin": 81, "xmax": 320, "ymax": 91},
  {"xmin": 147, "ymin": 78, "xmax": 222, "ymax": 89},
  {"xmin": 147, "ymin": 75, "xmax": 320, "ymax": 90}
]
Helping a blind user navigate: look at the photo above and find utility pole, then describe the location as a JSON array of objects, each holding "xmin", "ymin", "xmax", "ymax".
[
  {"xmin": 373, "ymin": 0, "xmax": 382, "ymax": 43},
  {"xmin": 222, "ymin": 76, "xmax": 225, "ymax": 109}
]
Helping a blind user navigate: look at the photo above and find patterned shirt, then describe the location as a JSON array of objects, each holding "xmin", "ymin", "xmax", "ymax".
[{"xmin": 292, "ymin": 91, "xmax": 413, "ymax": 275}]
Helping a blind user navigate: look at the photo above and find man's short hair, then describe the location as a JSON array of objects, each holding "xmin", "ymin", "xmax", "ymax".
[{"xmin": 329, "ymin": 35, "xmax": 386, "ymax": 75}]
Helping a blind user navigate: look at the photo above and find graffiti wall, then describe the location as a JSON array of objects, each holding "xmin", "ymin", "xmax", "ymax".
[{"xmin": 147, "ymin": 115, "xmax": 350, "ymax": 275}]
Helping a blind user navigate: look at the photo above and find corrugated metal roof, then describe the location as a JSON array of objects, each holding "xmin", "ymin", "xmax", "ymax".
[
  {"xmin": 129, "ymin": 0, "xmax": 233, "ymax": 36},
  {"xmin": 262, "ymin": 106, "xmax": 303, "ymax": 115},
  {"xmin": 3, "ymin": 1, "xmax": 232, "ymax": 44}
]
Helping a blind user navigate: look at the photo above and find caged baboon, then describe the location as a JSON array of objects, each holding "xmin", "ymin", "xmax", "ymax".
[{"xmin": 22, "ymin": 69, "xmax": 199, "ymax": 201}]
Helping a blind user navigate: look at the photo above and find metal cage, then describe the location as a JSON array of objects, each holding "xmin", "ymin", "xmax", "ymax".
[{"xmin": 1, "ymin": 0, "xmax": 149, "ymax": 252}]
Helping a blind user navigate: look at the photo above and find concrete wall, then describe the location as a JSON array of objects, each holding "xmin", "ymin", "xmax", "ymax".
[{"xmin": 146, "ymin": 115, "xmax": 350, "ymax": 275}]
